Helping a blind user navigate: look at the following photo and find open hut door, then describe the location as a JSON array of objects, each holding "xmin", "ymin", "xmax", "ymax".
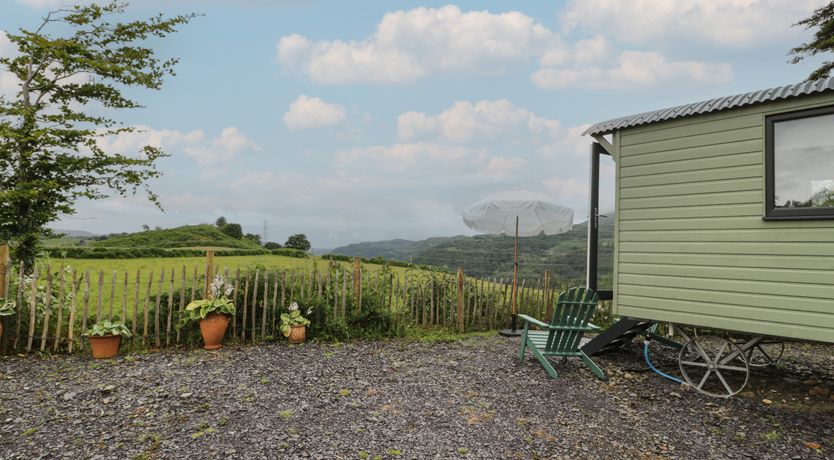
[{"xmin": 587, "ymin": 142, "xmax": 613, "ymax": 301}]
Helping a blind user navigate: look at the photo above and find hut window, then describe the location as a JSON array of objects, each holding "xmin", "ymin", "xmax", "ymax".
[{"xmin": 765, "ymin": 106, "xmax": 834, "ymax": 220}]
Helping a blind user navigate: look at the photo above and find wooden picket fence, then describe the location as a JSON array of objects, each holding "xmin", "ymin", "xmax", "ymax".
[{"xmin": 0, "ymin": 249, "xmax": 584, "ymax": 356}]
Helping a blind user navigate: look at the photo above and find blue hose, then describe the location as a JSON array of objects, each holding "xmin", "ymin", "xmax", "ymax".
[{"xmin": 643, "ymin": 339, "xmax": 683, "ymax": 384}]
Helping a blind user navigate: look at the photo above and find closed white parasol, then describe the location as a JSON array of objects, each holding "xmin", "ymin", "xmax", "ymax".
[{"xmin": 462, "ymin": 190, "xmax": 574, "ymax": 335}]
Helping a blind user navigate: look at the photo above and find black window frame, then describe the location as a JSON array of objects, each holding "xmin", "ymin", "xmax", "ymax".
[{"xmin": 764, "ymin": 105, "xmax": 834, "ymax": 221}]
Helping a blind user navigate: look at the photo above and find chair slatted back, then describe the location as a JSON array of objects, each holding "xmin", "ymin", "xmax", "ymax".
[{"xmin": 545, "ymin": 287, "xmax": 598, "ymax": 353}]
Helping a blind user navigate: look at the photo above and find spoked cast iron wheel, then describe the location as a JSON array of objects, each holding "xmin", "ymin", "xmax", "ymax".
[{"xmin": 679, "ymin": 336, "xmax": 750, "ymax": 398}]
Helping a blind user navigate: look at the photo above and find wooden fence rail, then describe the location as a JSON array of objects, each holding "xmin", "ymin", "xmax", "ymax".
[{"xmin": 0, "ymin": 250, "xmax": 593, "ymax": 355}]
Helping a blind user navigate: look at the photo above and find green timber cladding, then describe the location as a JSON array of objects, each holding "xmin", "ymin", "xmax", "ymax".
[{"xmin": 587, "ymin": 85, "xmax": 834, "ymax": 343}]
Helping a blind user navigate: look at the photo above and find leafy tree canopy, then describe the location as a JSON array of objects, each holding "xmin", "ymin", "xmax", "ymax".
[
  {"xmin": 0, "ymin": 2, "xmax": 197, "ymax": 269},
  {"xmin": 244, "ymin": 233, "xmax": 262, "ymax": 246},
  {"xmin": 220, "ymin": 222, "xmax": 242, "ymax": 239},
  {"xmin": 791, "ymin": 1, "xmax": 834, "ymax": 80},
  {"xmin": 284, "ymin": 233, "xmax": 311, "ymax": 252}
]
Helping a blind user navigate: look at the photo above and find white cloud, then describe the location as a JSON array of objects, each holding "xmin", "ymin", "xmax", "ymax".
[
  {"xmin": 277, "ymin": 5, "xmax": 562, "ymax": 84},
  {"xmin": 0, "ymin": 31, "xmax": 19, "ymax": 99},
  {"xmin": 532, "ymin": 50, "xmax": 732, "ymax": 90},
  {"xmin": 183, "ymin": 127, "xmax": 261, "ymax": 165},
  {"xmin": 94, "ymin": 125, "xmax": 204, "ymax": 153},
  {"xmin": 277, "ymin": 5, "xmax": 734, "ymax": 90},
  {"xmin": 94, "ymin": 125, "xmax": 259, "ymax": 167},
  {"xmin": 398, "ymin": 99, "xmax": 561, "ymax": 143},
  {"xmin": 561, "ymin": 0, "xmax": 828, "ymax": 47},
  {"xmin": 283, "ymin": 95, "xmax": 347, "ymax": 130},
  {"xmin": 542, "ymin": 176, "xmax": 587, "ymax": 201},
  {"xmin": 336, "ymin": 142, "xmax": 526, "ymax": 179}
]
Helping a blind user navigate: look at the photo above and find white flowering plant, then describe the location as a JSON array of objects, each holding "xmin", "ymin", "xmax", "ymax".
[
  {"xmin": 182, "ymin": 275, "xmax": 236, "ymax": 322},
  {"xmin": 280, "ymin": 302, "xmax": 311, "ymax": 337}
]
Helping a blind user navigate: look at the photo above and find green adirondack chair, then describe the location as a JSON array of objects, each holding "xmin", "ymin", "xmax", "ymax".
[{"xmin": 518, "ymin": 287, "xmax": 605, "ymax": 380}]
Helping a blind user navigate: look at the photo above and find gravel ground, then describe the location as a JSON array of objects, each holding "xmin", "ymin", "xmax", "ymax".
[{"xmin": 0, "ymin": 336, "xmax": 832, "ymax": 459}]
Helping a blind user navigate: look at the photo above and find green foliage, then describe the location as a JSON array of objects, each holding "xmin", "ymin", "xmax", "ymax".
[
  {"xmin": 0, "ymin": 297, "xmax": 15, "ymax": 316},
  {"xmin": 220, "ymin": 223, "xmax": 243, "ymax": 240},
  {"xmin": 0, "ymin": 2, "xmax": 198, "ymax": 269},
  {"xmin": 280, "ymin": 303, "xmax": 311, "ymax": 337},
  {"xmin": 183, "ymin": 298, "xmax": 235, "ymax": 322},
  {"xmin": 88, "ymin": 225, "xmax": 262, "ymax": 250},
  {"xmin": 244, "ymin": 233, "xmax": 262, "ymax": 245},
  {"xmin": 85, "ymin": 320, "xmax": 131, "ymax": 337},
  {"xmin": 791, "ymin": 2, "xmax": 834, "ymax": 80},
  {"xmin": 284, "ymin": 234, "xmax": 311, "ymax": 251},
  {"xmin": 42, "ymin": 247, "xmax": 269, "ymax": 259},
  {"xmin": 264, "ymin": 242, "xmax": 282, "ymax": 250},
  {"xmin": 330, "ymin": 217, "xmax": 614, "ymax": 283}
]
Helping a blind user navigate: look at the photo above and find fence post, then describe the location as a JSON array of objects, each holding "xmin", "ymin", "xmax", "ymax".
[
  {"xmin": 457, "ymin": 268, "xmax": 464, "ymax": 333},
  {"xmin": 204, "ymin": 250, "xmax": 215, "ymax": 299},
  {"xmin": 0, "ymin": 244, "xmax": 8, "ymax": 354},
  {"xmin": 543, "ymin": 270, "xmax": 552, "ymax": 322},
  {"xmin": 353, "ymin": 257, "xmax": 361, "ymax": 312},
  {"xmin": 0, "ymin": 244, "xmax": 8, "ymax": 299}
]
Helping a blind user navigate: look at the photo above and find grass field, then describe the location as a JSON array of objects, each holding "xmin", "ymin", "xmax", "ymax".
[{"xmin": 19, "ymin": 253, "xmax": 445, "ymax": 321}]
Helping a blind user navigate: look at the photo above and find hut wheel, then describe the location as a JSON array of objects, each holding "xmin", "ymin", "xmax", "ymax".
[{"xmin": 678, "ymin": 336, "xmax": 750, "ymax": 398}]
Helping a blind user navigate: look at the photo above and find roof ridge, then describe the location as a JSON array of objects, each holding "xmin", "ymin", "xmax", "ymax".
[{"xmin": 583, "ymin": 77, "xmax": 834, "ymax": 136}]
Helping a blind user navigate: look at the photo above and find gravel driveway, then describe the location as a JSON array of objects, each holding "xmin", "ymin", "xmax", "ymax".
[{"xmin": 1, "ymin": 336, "xmax": 832, "ymax": 459}]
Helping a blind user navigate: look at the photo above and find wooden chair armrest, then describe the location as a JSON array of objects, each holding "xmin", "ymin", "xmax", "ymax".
[{"xmin": 517, "ymin": 314, "xmax": 550, "ymax": 330}]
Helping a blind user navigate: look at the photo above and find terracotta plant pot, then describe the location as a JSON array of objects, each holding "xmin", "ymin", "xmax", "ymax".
[
  {"xmin": 199, "ymin": 312, "xmax": 230, "ymax": 350},
  {"xmin": 288, "ymin": 325, "xmax": 306, "ymax": 344},
  {"xmin": 88, "ymin": 334, "xmax": 122, "ymax": 359}
]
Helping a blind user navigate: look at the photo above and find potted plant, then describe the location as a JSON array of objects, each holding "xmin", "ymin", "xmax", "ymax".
[
  {"xmin": 183, "ymin": 275, "xmax": 236, "ymax": 350},
  {"xmin": 0, "ymin": 298, "xmax": 15, "ymax": 340},
  {"xmin": 84, "ymin": 320, "xmax": 131, "ymax": 359},
  {"xmin": 281, "ymin": 302, "xmax": 311, "ymax": 344}
]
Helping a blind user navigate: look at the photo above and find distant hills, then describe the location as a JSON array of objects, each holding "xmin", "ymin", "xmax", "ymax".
[
  {"xmin": 330, "ymin": 217, "xmax": 614, "ymax": 283},
  {"xmin": 51, "ymin": 229, "xmax": 98, "ymax": 237}
]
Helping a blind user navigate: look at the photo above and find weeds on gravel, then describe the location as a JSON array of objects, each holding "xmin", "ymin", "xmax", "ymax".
[
  {"xmin": 762, "ymin": 430, "xmax": 780, "ymax": 442},
  {"xmin": 457, "ymin": 447, "xmax": 469, "ymax": 455},
  {"xmin": 278, "ymin": 410, "xmax": 294, "ymax": 418}
]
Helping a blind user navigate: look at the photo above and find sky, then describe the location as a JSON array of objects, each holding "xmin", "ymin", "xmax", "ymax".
[{"xmin": 0, "ymin": 0, "xmax": 829, "ymax": 248}]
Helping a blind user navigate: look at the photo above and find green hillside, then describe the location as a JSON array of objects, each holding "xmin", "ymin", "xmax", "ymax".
[
  {"xmin": 329, "ymin": 236, "xmax": 465, "ymax": 261},
  {"xmin": 88, "ymin": 224, "xmax": 262, "ymax": 250},
  {"xmin": 330, "ymin": 217, "xmax": 614, "ymax": 284}
]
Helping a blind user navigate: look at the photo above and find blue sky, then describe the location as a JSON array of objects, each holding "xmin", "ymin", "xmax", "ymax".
[{"xmin": 1, "ymin": 0, "xmax": 829, "ymax": 248}]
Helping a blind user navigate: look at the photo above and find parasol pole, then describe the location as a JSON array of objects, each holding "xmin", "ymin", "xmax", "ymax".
[{"xmin": 510, "ymin": 216, "xmax": 518, "ymax": 332}]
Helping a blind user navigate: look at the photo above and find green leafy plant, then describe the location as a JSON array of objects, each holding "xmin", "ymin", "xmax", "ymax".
[
  {"xmin": 84, "ymin": 320, "xmax": 132, "ymax": 337},
  {"xmin": 0, "ymin": 298, "xmax": 15, "ymax": 317},
  {"xmin": 181, "ymin": 275, "xmax": 236, "ymax": 323},
  {"xmin": 280, "ymin": 302, "xmax": 311, "ymax": 337},
  {"xmin": 183, "ymin": 298, "xmax": 236, "ymax": 321}
]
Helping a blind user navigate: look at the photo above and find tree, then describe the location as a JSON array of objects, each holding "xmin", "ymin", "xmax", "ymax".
[
  {"xmin": 790, "ymin": 2, "xmax": 834, "ymax": 80},
  {"xmin": 215, "ymin": 216, "xmax": 227, "ymax": 228},
  {"xmin": 221, "ymin": 223, "xmax": 242, "ymax": 239},
  {"xmin": 264, "ymin": 241, "xmax": 281, "ymax": 250},
  {"xmin": 141, "ymin": 224, "xmax": 150, "ymax": 232},
  {"xmin": 284, "ymin": 233, "xmax": 311, "ymax": 251},
  {"xmin": 0, "ymin": 2, "xmax": 196, "ymax": 269},
  {"xmin": 244, "ymin": 233, "xmax": 262, "ymax": 245}
]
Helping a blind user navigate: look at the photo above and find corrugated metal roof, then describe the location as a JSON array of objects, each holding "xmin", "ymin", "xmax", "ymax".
[{"xmin": 584, "ymin": 77, "xmax": 834, "ymax": 136}]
